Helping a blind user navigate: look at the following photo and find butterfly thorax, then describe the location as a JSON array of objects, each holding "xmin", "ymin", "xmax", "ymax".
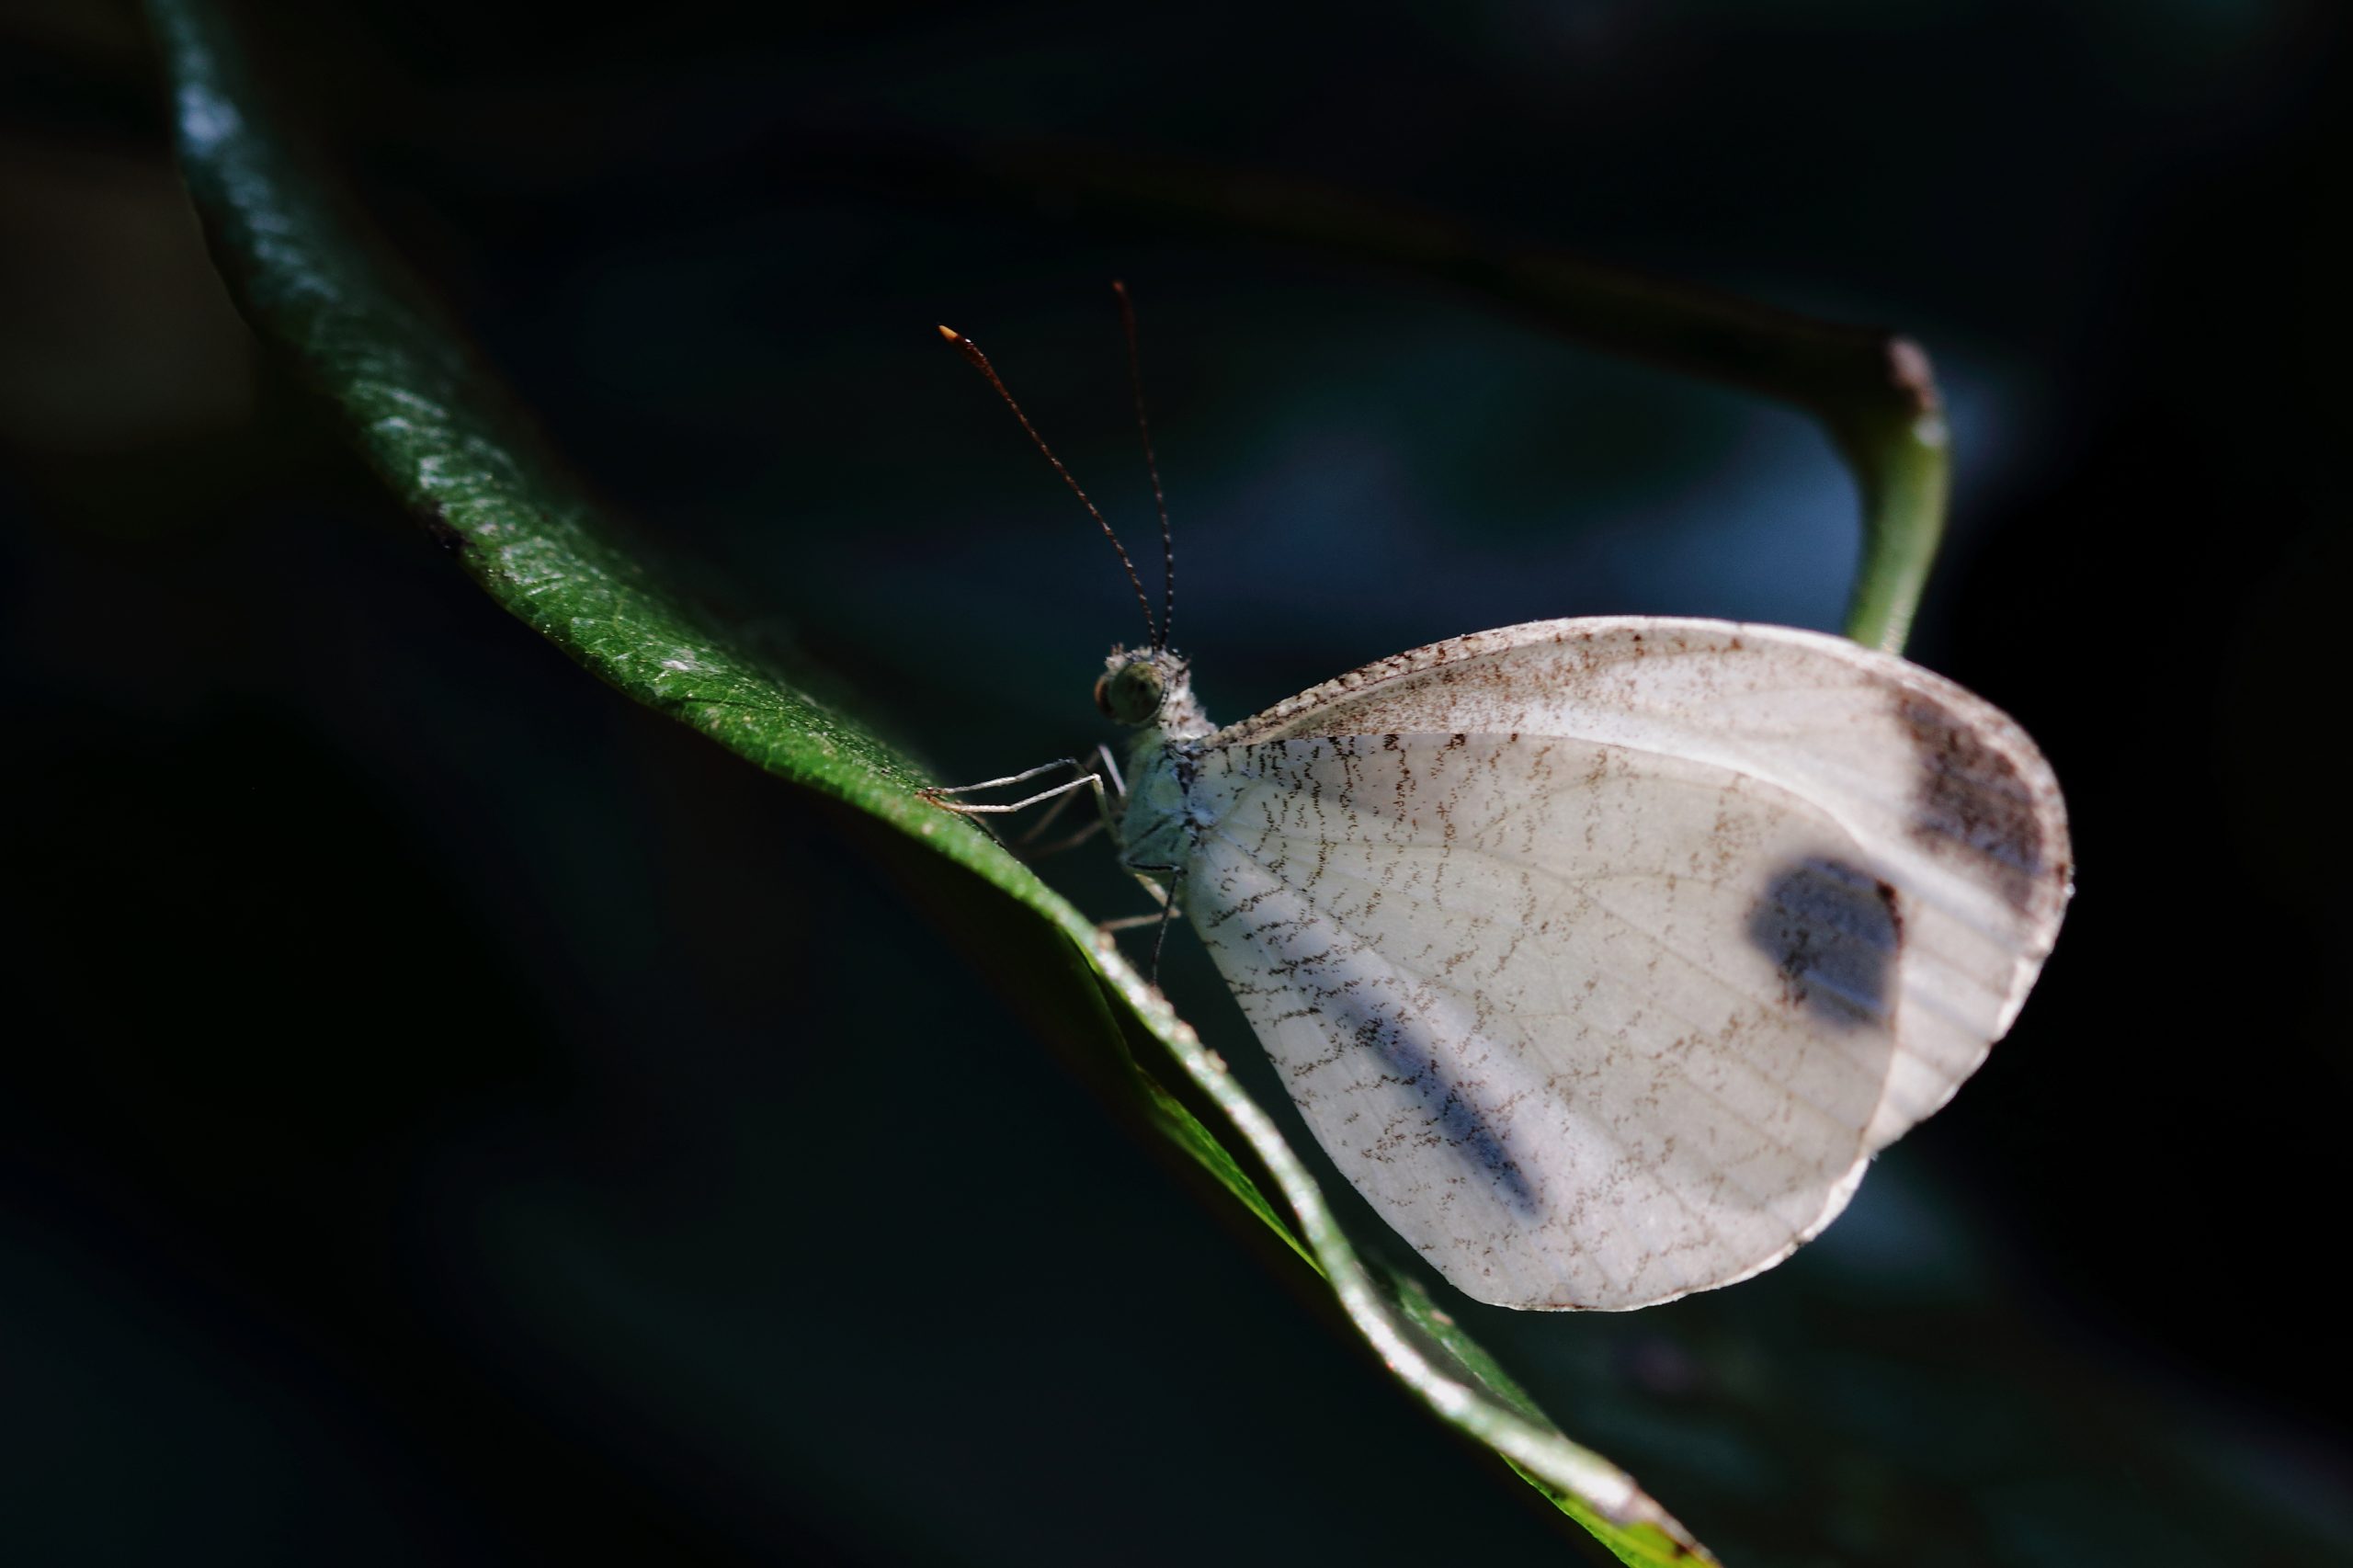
[{"xmin": 1097, "ymin": 646, "xmax": 1214, "ymax": 881}]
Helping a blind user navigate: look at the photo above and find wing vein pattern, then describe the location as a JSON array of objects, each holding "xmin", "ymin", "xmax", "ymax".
[{"xmin": 1171, "ymin": 617, "xmax": 2069, "ymax": 1311}]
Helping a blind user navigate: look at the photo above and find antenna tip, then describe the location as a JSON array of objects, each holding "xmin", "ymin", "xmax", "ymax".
[
  {"xmin": 1110, "ymin": 278, "xmax": 1129, "ymax": 296},
  {"xmin": 936, "ymin": 324, "xmax": 963, "ymax": 343}
]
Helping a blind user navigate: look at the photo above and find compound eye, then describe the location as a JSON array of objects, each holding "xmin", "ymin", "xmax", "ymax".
[
  {"xmin": 1100, "ymin": 661, "xmax": 1164, "ymax": 725},
  {"xmin": 1092, "ymin": 672, "xmax": 1116, "ymax": 720}
]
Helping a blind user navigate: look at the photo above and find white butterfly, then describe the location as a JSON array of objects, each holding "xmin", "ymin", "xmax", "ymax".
[{"xmin": 931, "ymin": 305, "xmax": 2071, "ymax": 1312}]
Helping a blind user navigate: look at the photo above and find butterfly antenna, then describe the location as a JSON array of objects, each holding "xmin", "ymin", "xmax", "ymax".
[
  {"xmin": 1111, "ymin": 281, "xmax": 1175, "ymax": 652},
  {"xmin": 938, "ymin": 324, "xmax": 1157, "ymax": 649}
]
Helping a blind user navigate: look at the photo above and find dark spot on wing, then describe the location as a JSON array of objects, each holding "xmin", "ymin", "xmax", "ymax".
[
  {"xmin": 1896, "ymin": 692, "xmax": 2045, "ymax": 910},
  {"xmin": 1746, "ymin": 857, "xmax": 1902, "ymax": 1028},
  {"xmin": 1324, "ymin": 985, "xmax": 1542, "ymax": 1219}
]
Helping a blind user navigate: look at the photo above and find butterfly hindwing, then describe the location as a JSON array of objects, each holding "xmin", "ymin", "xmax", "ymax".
[
  {"xmin": 1188, "ymin": 733, "xmax": 1899, "ymax": 1308},
  {"xmin": 1178, "ymin": 618, "xmax": 2069, "ymax": 1310}
]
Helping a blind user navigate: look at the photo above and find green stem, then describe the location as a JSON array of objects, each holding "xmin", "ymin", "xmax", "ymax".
[{"xmin": 1827, "ymin": 371, "xmax": 1951, "ymax": 653}]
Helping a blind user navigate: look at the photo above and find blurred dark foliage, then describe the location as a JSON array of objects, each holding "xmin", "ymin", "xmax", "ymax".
[{"xmin": 3, "ymin": 2, "xmax": 2347, "ymax": 1563}]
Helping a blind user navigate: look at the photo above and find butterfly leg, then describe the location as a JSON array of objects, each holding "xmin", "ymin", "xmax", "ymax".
[
  {"xmin": 1092, "ymin": 742, "xmax": 1127, "ymax": 796},
  {"xmin": 1017, "ymin": 747, "xmax": 1123, "ymax": 842},
  {"xmin": 1019, "ymin": 743, "xmax": 1131, "ymax": 854},
  {"xmin": 1099, "ymin": 906, "xmax": 1181, "ymax": 933},
  {"xmin": 1013, "ymin": 773, "xmax": 1087, "ymax": 842},
  {"xmin": 1147, "ymin": 892, "xmax": 1179, "ymax": 981},
  {"xmin": 920, "ymin": 756, "xmax": 1093, "ymax": 806},
  {"xmin": 1098, "ymin": 868, "xmax": 1179, "ymax": 927},
  {"xmin": 1094, "ymin": 902, "xmax": 1182, "ymax": 980},
  {"xmin": 1100, "ymin": 864, "xmax": 1185, "ymax": 983},
  {"xmin": 913, "ymin": 757, "xmax": 1106, "ymax": 819},
  {"xmin": 1019, "ymin": 812, "xmax": 1106, "ymax": 857}
]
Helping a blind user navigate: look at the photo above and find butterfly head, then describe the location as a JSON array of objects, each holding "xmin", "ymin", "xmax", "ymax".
[{"xmin": 1096, "ymin": 646, "xmax": 1209, "ymax": 736}]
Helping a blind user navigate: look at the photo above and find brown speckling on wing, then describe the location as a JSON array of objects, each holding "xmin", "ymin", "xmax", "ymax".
[{"xmin": 1894, "ymin": 690, "xmax": 2052, "ymax": 914}]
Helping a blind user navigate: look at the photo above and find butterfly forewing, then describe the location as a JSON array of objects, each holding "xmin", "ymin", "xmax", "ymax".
[{"xmin": 1180, "ymin": 618, "xmax": 2070, "ymax": 1310}]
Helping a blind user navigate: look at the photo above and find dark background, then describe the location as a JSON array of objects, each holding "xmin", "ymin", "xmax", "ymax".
[{"xmin": 4, "ymin": 2, "xmax": 2347, "ymax": 1563}]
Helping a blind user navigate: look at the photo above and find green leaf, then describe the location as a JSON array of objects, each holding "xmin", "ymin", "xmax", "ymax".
[{"xmin": 147, "ymin": 1, "xmax": 1716, "ymax": 1561}]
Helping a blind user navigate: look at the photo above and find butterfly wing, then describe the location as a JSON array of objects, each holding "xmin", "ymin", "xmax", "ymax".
[{"xmin": 1185, "ymin": 618, "xmax": 2069, "ymax": 1310}]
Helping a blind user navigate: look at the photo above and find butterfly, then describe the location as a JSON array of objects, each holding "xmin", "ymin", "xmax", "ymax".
[{"xmin": 927, "ymin": 292, "xmax": 2071, "ymax": 1312}]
